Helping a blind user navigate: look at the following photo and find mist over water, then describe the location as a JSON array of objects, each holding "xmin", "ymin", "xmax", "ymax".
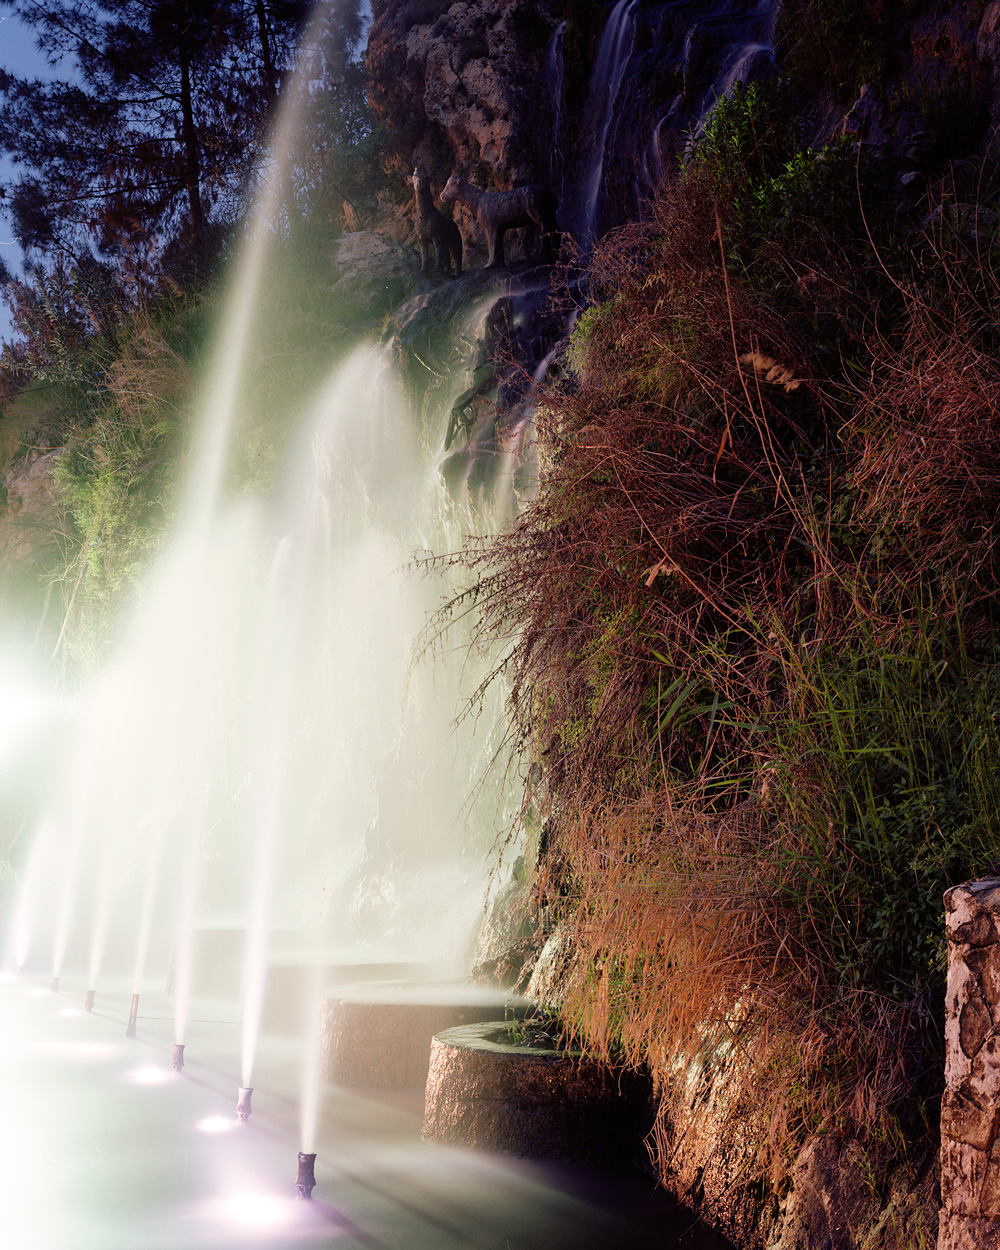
[
  {"xmin": 5, "ymin": 7, "xmax": 524, "ymax": 1091},
  {"xmin": 14, "ymin": 343, "xmax": 512, "ymax": 987}
]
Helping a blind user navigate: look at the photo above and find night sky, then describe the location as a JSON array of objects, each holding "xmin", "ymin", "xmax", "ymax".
[{"xmin": 0, "ymin": 4, "xmax": 69, "ymax": 343}]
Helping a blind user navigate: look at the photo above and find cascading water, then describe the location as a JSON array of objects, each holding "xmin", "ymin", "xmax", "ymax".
[
  {"xmin": 565, "ymin": 0, "xmax": 638, "ymax": 248},
  {"xmin": 567, "ymin": 0, "xmax": 781, "ymax": 240},
  {"xmin": 4, "ymin": 1, "xmax": 521, "ymax": 1166},
  {"xmin": 546, "ymin": 21, "xmax": 568, "ymax": 197}
]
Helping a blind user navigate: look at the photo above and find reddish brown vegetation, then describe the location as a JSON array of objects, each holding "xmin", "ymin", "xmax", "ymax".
[{"xmin": 453, "ymin": 158, "xmax": 1000, "ymax": 1190}]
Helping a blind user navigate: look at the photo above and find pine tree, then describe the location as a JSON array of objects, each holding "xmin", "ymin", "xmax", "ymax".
[{"xmin": 0, "ymin": 0, "xmax": 306, "ymax": 277}]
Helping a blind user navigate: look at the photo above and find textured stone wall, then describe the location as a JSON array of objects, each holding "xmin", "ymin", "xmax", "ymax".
[{"xmin": 939, "ymin": 879, "xmax": 1000, "ymax": 1250}]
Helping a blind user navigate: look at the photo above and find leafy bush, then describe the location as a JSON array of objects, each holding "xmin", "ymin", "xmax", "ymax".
[{"xmin": 776, "ymin": 0, "xmax": 891, "ymax": 100}]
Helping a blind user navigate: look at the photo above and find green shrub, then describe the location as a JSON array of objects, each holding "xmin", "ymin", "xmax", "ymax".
[{"xmin": 776, "ymin": 0, "xmax": 890, "ymax": 100}]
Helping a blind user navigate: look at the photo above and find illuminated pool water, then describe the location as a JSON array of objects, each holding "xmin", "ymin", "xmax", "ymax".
[{"xmin": 0, "ymin": 976, "xmax": 733, "ymax": 1249}]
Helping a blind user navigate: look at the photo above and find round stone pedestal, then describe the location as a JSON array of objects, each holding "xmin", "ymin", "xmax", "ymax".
[
  {"xmin": 321, "ymin": 984, "xmax": 518, "ymax": 1089},
  {"xmin": 422, "ymin": 1020, "xmax": 655, "ymax": 1164}
]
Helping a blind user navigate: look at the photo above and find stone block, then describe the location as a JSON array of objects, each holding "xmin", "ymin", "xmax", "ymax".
[
  {"xmin": 320, "ymin": 985, "xmax": 518, "ymax": 1089},
  {"xmin": 941, "ymin": 1085, "xmax": 1000, "ymax": 1152}
]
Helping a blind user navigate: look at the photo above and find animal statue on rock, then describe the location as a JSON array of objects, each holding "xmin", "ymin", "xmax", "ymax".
[
  {"xmin": 411, "ymin": 167, "xmax": 463, "ymax": 277},
  {"xmin": 440, "ymin": 175, "xmax": 560, "ymax": 269}
]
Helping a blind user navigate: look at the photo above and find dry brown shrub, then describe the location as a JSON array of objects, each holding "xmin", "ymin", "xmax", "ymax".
[
  {"xmin": 848, "ymin": 321, "xmax": 1000, "ymax": 585},
  {"xmin": 455, "ymin": 164, "xmax": 1000, "ymax": 1194}
]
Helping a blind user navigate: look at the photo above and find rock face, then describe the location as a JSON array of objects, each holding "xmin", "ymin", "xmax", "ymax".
[
  {"xmin": 649, "ymin": 1032, "xmax": 940, "ymax": 1249},
  {"xmin": 368, "ymin": 1, "xmax": 561, "ymax": 191},
  {"xmin": 939, "ymin": 879, "xmax": 1000, "ymax": 1250},
  {"xmin": 328, "ymin": 230, "xmax": 426, "ymax": 324},
  {"xmin": 368, "ymin": 0, "xmax": 565, "ymax": 268},
  {"xmin": 422, "ymin": 1019, "xmax": 655, "ymax": 1163}
]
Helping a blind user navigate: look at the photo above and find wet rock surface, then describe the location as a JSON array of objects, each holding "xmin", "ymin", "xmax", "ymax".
[
  {"xmin": 328, "ymin": 230, "xmax": 427, "ymax": 325},
  {"xmin": 422, "ymin": 1019, "xmax": 655, "ymax": 1164}
]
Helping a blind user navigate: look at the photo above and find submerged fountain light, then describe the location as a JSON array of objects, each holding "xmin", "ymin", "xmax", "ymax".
[
  {"xmin": 125, "ymin": 993, "xmax": 139, "ymax": 1038},
  {"xmin": 171, "ymin": 1044, "xmax": 185, "ymax": 1072},
  {"xmin": 295, "ymin": 1152, "xmax": 316, "ymax": 1200},
  {"xmin": 126, "ymin": 1064, "xmax": 172, "ymax": 1085},
  {"xmin": 197, "ymin": 1114, "xmax": 236, "ymax": 1134},
  {"xmin": 236, "ymin": 1086, "xmax": 253, "ymax": 1121},
  {"xmin": 84, "ymin": 990, "xmax": 95, "ymax": 1012}
]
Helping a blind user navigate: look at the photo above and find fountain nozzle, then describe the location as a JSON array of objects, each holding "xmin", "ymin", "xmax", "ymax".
[
  {"xmin": 171, "ymin": 1044, "xmax": 185, "ymax": 1072},
  {"xmin": 236, "ymin": 1086, "xmax": 253, "ymax": 1121},
  {"xmin": 125, "ymin": 993, "xmax": 139, "ymax": 1038},
  {"xmin": 84, "ymin": 989, "xmax": 95, "ymax": 1012},
  {"xmin": 295, "ymin": 1152, "xmax": 317, "ymax": 1200},
  {"xmin": 49, "ymin": 976, "xmax": 59, "ymax": 993}
]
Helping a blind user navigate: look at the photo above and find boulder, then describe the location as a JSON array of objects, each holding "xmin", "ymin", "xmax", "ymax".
[{"xmin": 328, "ymin": 231, "xmax": 425, "ymax": 325}]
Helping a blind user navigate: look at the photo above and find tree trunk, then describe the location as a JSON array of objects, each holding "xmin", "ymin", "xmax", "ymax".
[
  {"xmin": 254, "ymin": 0, "xmax": 278, "ymax": 104},
  {"xmin": 178, "ymin": 40, "xmax": 205, "ymax": 254}
]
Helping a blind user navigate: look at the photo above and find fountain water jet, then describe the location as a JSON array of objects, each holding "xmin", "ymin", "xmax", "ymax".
[
  {"xmin": 6, "ymin": 0, "xmax": 521, "ymax": 1196},
  {"xmin": 298, "ymin": 963, "xmax": 325, "ymax": 1156},
  {"xmin": 125, "ymin": 993, "xmax": 140, "ymax": 1039},
  {"xmin": 8, "ymin": 817, "xmax": 54, "ymax": 976}
]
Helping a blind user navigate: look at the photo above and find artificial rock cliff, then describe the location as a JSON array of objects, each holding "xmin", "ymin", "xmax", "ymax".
[
  {"xmin": 370, "ymin": 0, "xmax": 1000, "ymax": 260},
  {"xmin": 363, "ymin": 3, "xmax": 1000, "ymax": 1249}
]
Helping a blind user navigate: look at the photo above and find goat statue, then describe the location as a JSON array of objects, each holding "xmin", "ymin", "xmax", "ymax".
[
  {"xmin": 440, "ymin": 175, "xmax": 560, "ymax": 269},
  {"xmin": 411, "ymin": 167, "xmax": 463, "ymax": 277}
]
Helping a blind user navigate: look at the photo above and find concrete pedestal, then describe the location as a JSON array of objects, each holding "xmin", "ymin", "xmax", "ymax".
[
  {"xmin": 422, "ymin": 1020, "xmax": 655, "ymax": 1164},
  {"xmin": 321, "ymin": 984, "xmax": 517, "ymax": 1089}
]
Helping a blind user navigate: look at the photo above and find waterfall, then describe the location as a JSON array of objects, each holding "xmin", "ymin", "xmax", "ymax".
[
  {"xmin": 546, "ymin": 20, "xmax": 568, "ymax": 197},
  {"xmin": 4, "ymin": 8, "xmax": 520, "ymax": 1086},
  {"xmin": 566, "ymin": 0, "xmax": 638, "ymax": 248}
]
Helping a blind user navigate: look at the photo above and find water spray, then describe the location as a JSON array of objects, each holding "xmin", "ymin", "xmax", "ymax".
[
  {"xmin": 84, "ymin": 989, "xmax": 95, "ymax": 1012},
  {"xmin": 126, "ymin": 993, "xmax": 140, "ymax": 1037},
  {"xmin": 295, "ymin": 1153, "xmax": 316, "ymax": 1200},
  {"xmin": 171, "ymin": 1043, "xmax": 185, "ymax": 1072},
  {"xmin": 236, "ymin": 1086, "xmax": 253, "ymax": 1121}
]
